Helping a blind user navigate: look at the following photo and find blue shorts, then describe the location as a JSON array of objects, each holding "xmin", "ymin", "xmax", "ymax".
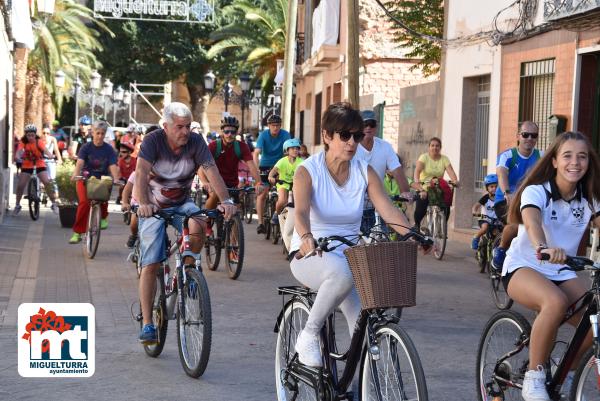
[{"xmin": 138, "ymin": 201, "xmax": 202, "ymax": 268}]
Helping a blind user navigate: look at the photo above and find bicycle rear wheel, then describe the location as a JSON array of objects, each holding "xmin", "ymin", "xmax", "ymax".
[
  {"xmin": 224, "ymin": 214, "xmax": 244, "ymax": 280},
  {"xmin": 477, "ymin": 236, "xmax": 488, "ymax": 273},
  {"xmin": 176, "ymin": 266, "xmax": 212, "ymax": 378},
  {"xmin": 432, "ymin": 209, "xmax": 447, "ymax": 260},
  {"xmin": 572, "ymin": 348, "xmax": 600, "ymax": 401},
  {"xmin": 141, "ymin": 268, "xmax": 169, "ymax": 357},
  {"xmin": 28, "ymin": 178, "xmax": 40, "ymax": 221},
  {"xmin": 204, "ymin": 221, "xmax": 221, "ymax": 271},
  {"xmin": 271, "ymin": 216, "xmax": 280, "ymax": 244},
  {"xmin": 275, "ymin": 297, "xmax": 317, "ymax": 401},
  {"xmin": 476, "ymin": 310, "xmax": 530, "ymax": 401},
  {"xmin": 85, "ymin": 204, "xmax": 101, "ymax": 259},
  {"xmin": 359, "ymin": 323, "xmax": 428, "ymax": 401}
]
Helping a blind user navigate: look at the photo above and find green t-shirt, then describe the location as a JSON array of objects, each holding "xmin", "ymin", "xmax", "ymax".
[{"xmin": 274, "ymin": 156, "xmax": 304, "ymax": 185}]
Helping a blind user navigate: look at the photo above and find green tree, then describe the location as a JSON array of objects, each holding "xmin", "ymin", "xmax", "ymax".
[
  {"xmin": 95, "ymin": 1, "xmax": 240, "ymax": 131},
  {"xmin": 207, "ymin": 0, "xmax": 287, "ymax": 87},
  {"xmin": 385, "ymin": 0, "xmax": 443, "ymax": 77},
  {"xmin": 15, "ymin": 0, "xmax": 108, "ymax": 134}
]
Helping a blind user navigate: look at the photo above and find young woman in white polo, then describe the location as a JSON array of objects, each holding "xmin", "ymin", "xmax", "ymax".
[{"xmin": 502, "ymin": 131, "xmax": 600, "ymax": 401}]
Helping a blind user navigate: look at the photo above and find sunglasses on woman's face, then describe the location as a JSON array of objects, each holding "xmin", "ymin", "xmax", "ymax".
[
  {"xmin": 336, "ymin": 130, "xmax": 365, "ymax": 143},
  {"xmin": 520, "ymin": 132, "xmax": 538, "ymax": 139}
]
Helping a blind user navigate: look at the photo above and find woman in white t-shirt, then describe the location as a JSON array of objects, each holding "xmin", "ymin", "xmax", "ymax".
[
  {"xmin": 503, "ymin": 131, "xmax": 600, "ymax": 401},
  {"xmin": 290, "ymin": 102, "xmax": 415, "ymax": 368}
]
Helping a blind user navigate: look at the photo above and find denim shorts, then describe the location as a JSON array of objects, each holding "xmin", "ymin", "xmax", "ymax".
[{"xmin": 138, "ymin": 201, "xmax": 202, "ymax": 268}]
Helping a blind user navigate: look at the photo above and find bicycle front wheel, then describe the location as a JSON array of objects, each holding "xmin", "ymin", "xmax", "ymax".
[
  {"xmin": 432, "ymin": 209, "xmax": 447, "ymax": 260},
  {"xmin": 141, "ymin": 268, "xmax": 168, "ymax": 357},
  {"xmin": 572, "ymin": 348, "xmax": 600, "ymax": 401},
  {"xmin": 204, "ymin": 224, "xmax": 221, "ymax": 271},
  {"xmin": 476, "ymin": 310, "xmax": 530, "ymax": 401},
  {"xmin": 27, "ymin": 178, "xmax": 40, "ymax": 221},
  {"xmin": 177, "ymin": 267, "xmax": 212, "ymax": 378},
  {"xmin": 85, "ymin": 204, "xmax": 101, "ymax": 259},
  {"xmin": 275, "ymin": 297, "xmax": 317, "ymax": 401},
  {"xmin": 244, "ymin": 192, "xmax": 254, "ymax": 224},
  {"xmin": 225, "ymin": 214, "xmax": 244, "ymax": 280},
  {"xmin": 359, "ymin": 323, "xmax": 428, "ymax": 401},
  {"xmin": 489, "ymin": 237, "xmax": 513, "ymax": 310}
]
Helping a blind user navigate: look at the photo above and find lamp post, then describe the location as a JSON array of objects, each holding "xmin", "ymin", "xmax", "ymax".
[
  {"xmin": 239, "ymin": 72, "xmax": 250, "ymax": 133},
  {"xmin": 102, "ymin": 79, "xmax": 113, "ymax": 120},
  {"xmin": 253, "ymin": 81, "xmax": 263, "ymax": 130},
  {"xmin": 273, "ymin": 84, "xmax": 283, "ymax": 116},
  {"xmin": 112, "ymin": 86, "xmax": 124, "ymax": 126},
  {"xmin": 90, "ymin": 70, "xmax": 101, "ymax": 121}
]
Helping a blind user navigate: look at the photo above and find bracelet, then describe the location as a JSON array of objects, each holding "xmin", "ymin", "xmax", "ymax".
[
  {"xmin": 221, "ymin": 198, "xmax": 235, "ymax": 205},
  {"xmin": 301, "ymin": 232, "xmax": 313, "ymax": 240},
  {"xmin": 536, "ymin": 243, "xmax": 548, "ymax": 253}
]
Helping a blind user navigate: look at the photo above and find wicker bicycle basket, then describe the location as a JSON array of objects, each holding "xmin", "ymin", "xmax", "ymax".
[
  {"xmin": 344, "ymin": 241, "xmax": 418, "ymax": 309},
  {"xmin": 86, "ymin": 176, "xmax": 113, "ymax": 202}
]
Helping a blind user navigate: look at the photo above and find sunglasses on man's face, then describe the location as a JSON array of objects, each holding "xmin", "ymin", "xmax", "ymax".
[
  {"xmin": 222, "ymin": 130, "xmax": 237, "ymax": 135},
  {"xmin": 520, "ymin": 132, "xmax": 538, "ymax": 139},
  {"xmin": 336, "ymin": 130, "xmax": 365, "ymax": 143},
  {"xmin": 364, "ymin": 121, "xmax": 377, "ymax": 129}
]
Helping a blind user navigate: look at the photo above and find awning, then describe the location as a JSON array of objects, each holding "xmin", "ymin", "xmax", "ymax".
[{"xmin": 11, "ymin": 0, "xmax": 34, "ymax": 49}]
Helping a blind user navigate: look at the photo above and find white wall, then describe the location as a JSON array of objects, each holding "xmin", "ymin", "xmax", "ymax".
[{"xmin": 0, "ymin": 15, "xmax": 14, "ymax": 222}]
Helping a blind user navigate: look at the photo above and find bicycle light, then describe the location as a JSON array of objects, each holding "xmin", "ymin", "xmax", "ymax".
[
  {"xmin": 591, "ymin": 314, "xmax": 599, "ymax": 339},
  {"xmin": 369, "ymin": 345, "xmax": 380, "ymax": 361}
]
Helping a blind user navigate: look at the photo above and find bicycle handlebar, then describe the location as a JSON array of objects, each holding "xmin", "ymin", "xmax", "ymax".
[
  {"xmin": 391, "ymin": 194, "xmax": 417, "ymax": 203},
  {"xmin": 538, "ymin": 252, "xmax": 597, "ymax": 272},
  {"xmin": 130, "ymin": 205, "xmax": 221, "ymax": 221}
]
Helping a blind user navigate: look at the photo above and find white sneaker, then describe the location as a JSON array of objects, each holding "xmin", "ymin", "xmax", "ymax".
[
  {"xmin": 13, "ymin": 205, "xmax": 22, "ymax": 216},
  {"xmin": 522, "ymin": 365, "xmax": 550, "ymax": 401},
  {"xmin": 295, "ymin": 330, "xmax": 322, "ymax": 367},
  {"xmin": 51, "ymin": 203, "xmax": 59, "ymax": 214}
]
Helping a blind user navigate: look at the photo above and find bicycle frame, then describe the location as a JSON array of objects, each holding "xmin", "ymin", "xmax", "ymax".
[
  {"xmin": 276, "ymin": 286, "xmax": 398, "ymax": 399},
  {"xmin": 488, "ymin": 269, "xmax": 600, "ymax": 400}
]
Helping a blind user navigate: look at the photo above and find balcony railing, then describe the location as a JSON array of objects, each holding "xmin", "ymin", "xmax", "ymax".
[{"xmin": 544, "ymin": 0, "xmax": 600, "ymax": 21}]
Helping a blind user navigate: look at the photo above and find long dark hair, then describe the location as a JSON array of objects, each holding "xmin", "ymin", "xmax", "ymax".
[{"xmin": 508, "ymin": 131, "xmax": 600, "ymax": 224}]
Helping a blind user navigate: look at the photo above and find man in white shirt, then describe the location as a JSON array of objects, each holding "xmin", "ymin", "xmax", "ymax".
[{"xmin": 356, "ymin": 110, "xmax": 411, "ymax": 233}]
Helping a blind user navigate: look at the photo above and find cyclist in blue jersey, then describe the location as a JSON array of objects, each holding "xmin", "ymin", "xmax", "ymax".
[
  {"xmin": 492, "ymin": 121, "xmax": 542, "ymax": 269},
  {"xmin": 253, "ymin": 114, "xmax": 291, "ymax": 234}
]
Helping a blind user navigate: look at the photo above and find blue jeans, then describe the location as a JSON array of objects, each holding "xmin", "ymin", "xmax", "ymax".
[{"xmin": 138, "ymin": 201, "xmax": 201, "ymax": 268}]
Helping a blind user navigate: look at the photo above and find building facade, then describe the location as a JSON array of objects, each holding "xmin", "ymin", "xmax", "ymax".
[
  {"xmin": 442, "ymin": 0, "xmax": 600, "ymax": 232},
  {"xmin": 294, "ymin": 0, "xmax": 436, "ymax": 153}
]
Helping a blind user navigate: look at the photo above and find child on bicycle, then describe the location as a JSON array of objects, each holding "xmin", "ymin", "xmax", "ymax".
[
  {"xmin": 470, "ymin": 174, "xmax": 498, "ymax": 250},
  {"xmin": 502, "ymin": 131, "xmax": 600, "ymax": 401},
  {"xmin": 267, "ymin": 138, "xmax": 304, "ymax": 225},
  {"xmin": 117, "ymin": 142, "xmax": 136, "ymax": 204}
]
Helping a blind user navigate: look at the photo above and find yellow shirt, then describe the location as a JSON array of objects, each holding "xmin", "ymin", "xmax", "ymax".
[{"xmin": 418, "ymin": 153, "xmax": 450, "ymax": 182}]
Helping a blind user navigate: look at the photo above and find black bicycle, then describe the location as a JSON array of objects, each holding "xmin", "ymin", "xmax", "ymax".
[
  {"xmin": 275, "ymin": 231, "xmax": 432, "ymax": 401},
  {"xmin": 240, "ymin": 186, "xmax": 256, "ymax": 224},
  {"xmin": 27, "ymin": 165, "xmax": 42, "ymax": 220},
  {"xmin": 473, "ymin": 216, "xmax": 512, "ymax": 310},
  {"xmin": 204, "ymin": 189, "xmax": 245, "ymax": 280},
  {"xmin": 476, "ymin": 254, "xmax": 600, "ymax": 401},
  {"xmin": 133, "ymin": 207, "xmax": 218, "ymax": 378}
]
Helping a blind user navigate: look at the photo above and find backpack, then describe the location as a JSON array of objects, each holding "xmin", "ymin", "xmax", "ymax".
[
  {"xmin": 508, "ymin": 147, "xmax": 540, "ymax": 171},
  {"xmin": 212, "ymin": 139, "xmax": 241, "ymax": 160}
]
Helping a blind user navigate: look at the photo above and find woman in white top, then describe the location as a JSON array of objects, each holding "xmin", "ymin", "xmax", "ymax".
[
  {"xmin": 290, "ymin": 102, "xmax": 413, "ymax": 368},
  {"xmin": 503, "ymin": 131, "xmax": 600, "ymax": 401}
]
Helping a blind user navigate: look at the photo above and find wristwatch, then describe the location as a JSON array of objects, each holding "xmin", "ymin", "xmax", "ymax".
[{"xmin": 222, "ymin": 198, "xmax": 235, "ymax": 206}]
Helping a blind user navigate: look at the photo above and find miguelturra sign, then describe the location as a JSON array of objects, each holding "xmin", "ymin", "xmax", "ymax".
[{"xmin": 93, "ymin": 0, "xmax": 215, "ymax": 23}]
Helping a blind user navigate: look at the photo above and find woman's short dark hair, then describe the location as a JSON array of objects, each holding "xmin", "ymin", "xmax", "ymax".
[
  {"xmin": 429, "ymin": 137, "xmax": 442, "ymax": 147},
  {"xmin": 321, "ymin": 102, "xmax": 363, "ymax": 150}
]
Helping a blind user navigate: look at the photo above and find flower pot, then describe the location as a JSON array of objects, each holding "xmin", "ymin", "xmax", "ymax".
[{"xmin": 58, "ymin": 204, "xmax": 77, "ymax": 228}]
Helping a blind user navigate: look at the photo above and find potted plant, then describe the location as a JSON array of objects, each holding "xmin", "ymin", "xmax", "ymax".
[{"xmin": 55, "ymin": 160, "xmax": 78, "ymax": 228}]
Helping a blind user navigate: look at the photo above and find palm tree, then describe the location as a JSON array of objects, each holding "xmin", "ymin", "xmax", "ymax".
[
  {"xmin": 14, "ymin": 0, "xmax": 109, "ymax": 134},
  {"xmin": 207, "ymin": 0, "xmax": 287, "ymax": 88}
]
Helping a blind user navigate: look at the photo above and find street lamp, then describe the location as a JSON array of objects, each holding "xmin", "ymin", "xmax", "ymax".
[
  {"xmin": 112, "ymin": 86, "xmax": 124, "ymax": 126},
  {"xmin": 54, "ymin": 70, "xmax": 65, "ymax": 89},
  {"xmin": 102, "ymin": 79, "xmax": 113, "ymax": 119},
  {"xmin": 239, "ymin": 72, "xmax": 250, "ymax": 132},
  {"xmin": 90, "ymin": 70, "xmax": 101, "ymax": 121},
  {"xmin": 203, "ymin": 71, "xmax": 215, "ymax": 91}
]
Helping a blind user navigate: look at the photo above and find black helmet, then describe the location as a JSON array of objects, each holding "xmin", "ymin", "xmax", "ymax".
[
  {"xmin": 24, "ymin": 124, "xmax": 37, "ymax": 133},
  {"xmin": 220, "ymin": 116, "xmax": 239, "ymax": 130},
  {"xmin": 267, "ymin": 114, "xmax": 281, "ymax": 124}
]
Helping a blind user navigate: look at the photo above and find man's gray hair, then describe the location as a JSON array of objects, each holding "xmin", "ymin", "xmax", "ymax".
[
  {"xmin": 93, "ymin": 120, "xmax": 109, "ymax": 132},
  {"xmin": 163, "ymin": 102, "xmax": 192, "ymax": 124}
]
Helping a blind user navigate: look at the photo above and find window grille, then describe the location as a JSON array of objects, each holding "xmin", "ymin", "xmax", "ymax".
[{"xmin": 519, "ymin": 59, "xmax": 555, "ymax": 150}]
